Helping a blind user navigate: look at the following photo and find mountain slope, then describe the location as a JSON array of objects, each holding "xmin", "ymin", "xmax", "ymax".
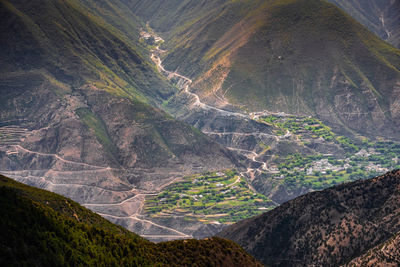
[
  {"xmin": 122, "ymin": 0, "xmax": 228, "ymax": 35},
  {"xmin": 0, "ymin": 0, "xmax": 174, "ymax": 103},
  {"xmin": 327, "ymin": 0, "xmax": 400, "ymax": 49},
  {"xmin": 0, "ymin": 0, "xmax": 238, "ymax": 172},
  {"xmin": 344, "ymin": 231, "xmax": 400, "ymax": 266},
  {"xmin": 0, "ymin": 0, "xmax": 242, "ymax": 240},
  {"xmin": 0, "ymin": 174, "xmax": 263, "ymax": 266},
  {"xmin": 218, "ymin": 169, "xmax": 400, "ymax": 266},
  {"xmin": 130, "ymin": 0, "xmax": 400, "ymax": 139}
]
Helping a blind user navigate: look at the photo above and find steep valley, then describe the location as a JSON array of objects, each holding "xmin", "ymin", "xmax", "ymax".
[
  {"xmin": 0, "ymin": 0, "xmax": 242, "ymax": 241},
  {"xmin": 130, "ymin": 28, "xmax": 400, "ymax": 239},
  {"xmin": 2, "ymin": 0, "xmax": 400, "ymax": 247},
  {"xmin": 131, "ymin": 0, "xmax": 400, "ymax": 140}
]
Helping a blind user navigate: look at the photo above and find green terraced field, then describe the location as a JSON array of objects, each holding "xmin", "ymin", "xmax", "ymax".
[
  {"xmin": 257, "ymin": 114, "xmax": 400, "ymax": 193},
  {"xmin": 145, "ymin": 170, "xmax": 275, "ymax": 224},
  {"xmin": 260, "ymin": 115, "xmax": 358, "ymax": 151}
]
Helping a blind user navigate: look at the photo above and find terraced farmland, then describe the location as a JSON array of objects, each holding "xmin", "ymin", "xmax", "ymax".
[
  {"xmin": 252, "ymin": 114, "xmax": 400, "ymax": 201},
  {"xmin": 144, "ymin": 170, "xmax": 275, "ymax": 224}
]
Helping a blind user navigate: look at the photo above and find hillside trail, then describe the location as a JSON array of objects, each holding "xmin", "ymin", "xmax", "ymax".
[
  {"xmin": 150, "ymin": 54, "xmax": 247, "ymax": 118},
  {"xmin": 97, "ymin": 212, "xmax": 192, "ymax": 238},
  {"xmin": 11, "ymin": 144, "xmax": 117, "ymax": 170},
  {"xmin": 149, "ymin": 36, "xmax": 277, "ymax": 179}
]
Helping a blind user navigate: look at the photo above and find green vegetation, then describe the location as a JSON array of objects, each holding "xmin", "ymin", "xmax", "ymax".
[
  {"xmin": 0, "ymin": 175, "xmax": 262, "ymax": 266},
  {"xmin": 260, "ymin": 115, "xmax": 359, "ymax": 151},
  {"xmin": 275, "ymin": 154, "xmax": 376, "ymax": 191},
  {"xmin": 139, "ymin": 25, "xmax": 164, "ymax": 50},
  {"xmin": 258, "ymin": 114, "xmax": 400, "ymax": 193},
  {"xmin": 145, "ymin": 170, "xmax": 275, "ymax": 224},
  {"xmin": 0, "ymin": 0, "xmax": 176, "ymax": 105}
]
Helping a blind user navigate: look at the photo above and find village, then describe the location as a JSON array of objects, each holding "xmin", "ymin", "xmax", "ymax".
[{"xmin": 257, "ymin": 113, "xmax": 399, "ymax": 191}]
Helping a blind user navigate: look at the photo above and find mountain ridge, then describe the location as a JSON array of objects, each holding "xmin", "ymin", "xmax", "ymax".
[
  {"xmin": 218, "ymin": 169, "xmax": 400, "ymax": 266},
  {"xmin": 344, "ymin": 231, "xmax": 400, "ymax": 266}
]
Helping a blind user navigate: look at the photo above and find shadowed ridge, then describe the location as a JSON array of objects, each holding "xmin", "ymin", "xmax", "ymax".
[
  {"xmin": 343, "ymin": 231, "xmax": 400, "ymax": 266},
  {"xmin": 218, "ymin": 169, "xmax": 400, "ymax": 266}
]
